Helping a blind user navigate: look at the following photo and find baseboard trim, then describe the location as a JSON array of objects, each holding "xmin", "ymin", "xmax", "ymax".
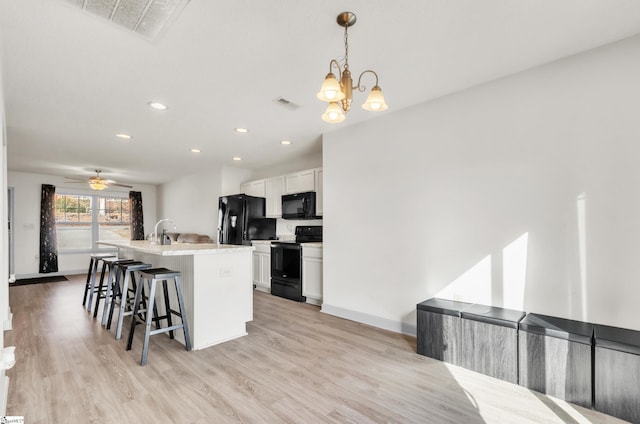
[
  {"xmin": 0, "ymin": 375, "xmax": 8, "ymax": 416},
  {"xmin": 321, "ymin": 303, "xmax": 417, "ymax": 336}
]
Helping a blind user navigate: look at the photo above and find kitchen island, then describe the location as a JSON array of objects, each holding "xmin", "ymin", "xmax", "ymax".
[{"xmin": 98, "ymin": 240, "xmax": 253, "ymax": 350}]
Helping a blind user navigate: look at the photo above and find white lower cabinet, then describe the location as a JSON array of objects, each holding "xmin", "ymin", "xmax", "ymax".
[
  {"xmin": 252, "ymin": 242, "xmax": 271, "ymax": 292},
  {"xmin": 302, "ymin": 244, "xmax": 323, "ymax": 305}
]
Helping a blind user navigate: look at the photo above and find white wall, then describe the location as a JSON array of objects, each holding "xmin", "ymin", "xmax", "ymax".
[
  {"xmin": 7, "ymin": 171, "xmax": 157, "ymax": 277},
  {"xmin": 323, "ymin": 34, "xmax": 640, "ymax": 334},
  {"xmin": 157, "ymin": 169, "xmax": 222, "ymax": 239},
  {"xmin": 221, "ymin": 166, "xmax": 252, "ymax": 196},
  {"xmin": 0, "ymin": 40, "xmax": 10, "ymax": 415},
  {"xmin": 250, "ymin": 150, "xmax": 322, "ymax": 181}
]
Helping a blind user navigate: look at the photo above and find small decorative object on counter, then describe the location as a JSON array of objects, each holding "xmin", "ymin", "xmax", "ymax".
[{"xmin": 161, "ymin": 229, "xmax": 171, "ymax": 245}]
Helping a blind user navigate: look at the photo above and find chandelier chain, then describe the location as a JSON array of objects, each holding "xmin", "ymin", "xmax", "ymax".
[{"xmin": 343, "ymin": 24, "xmax": 349, "ymax": 70}]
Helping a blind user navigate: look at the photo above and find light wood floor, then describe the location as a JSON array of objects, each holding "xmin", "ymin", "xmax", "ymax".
[{"xmin": 6, "ymin": 274, "xmax": 628, "ymax": 423}]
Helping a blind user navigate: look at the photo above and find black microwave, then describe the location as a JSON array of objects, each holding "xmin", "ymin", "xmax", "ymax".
[{"xmin": 281, "ymin": 192, "xmax": 320, "ymax": 220}]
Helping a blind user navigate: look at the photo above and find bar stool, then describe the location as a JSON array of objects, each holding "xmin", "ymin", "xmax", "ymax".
[
  {"xmin": 93, "ymin": 257, "xmax": 135, "ymax": 323},
  {"xmin": 106, "ymin": 261, "xmax": 155, "ymax": 340},
  {"xmin": 126, "ymin": 268, "xmax": 192, "ymax": 366},
  {"xmin": 82, "ymin": 253, "xmax": 116, "ymax": 311}
]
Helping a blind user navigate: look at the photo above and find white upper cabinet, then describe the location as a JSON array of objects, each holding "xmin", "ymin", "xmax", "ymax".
[
  {"xmin": 240, "ymin": 167, "xmax": 322, "ymax": 217},
  {"xmin": 240, "ymin": 179, "xmax": 266, "ymax": 198},
  {"xmin": 265, "ymin": 176, "xmax": 284, "ymax": 218},
  {"xmin": 284, "ymin": 169, "xmax": 315, "ymax": 194}
]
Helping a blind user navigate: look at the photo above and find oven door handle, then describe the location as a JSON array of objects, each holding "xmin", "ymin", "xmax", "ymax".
[{"xmin": 274, "ymin": 280, "xmax": 297, "ymax": 288}]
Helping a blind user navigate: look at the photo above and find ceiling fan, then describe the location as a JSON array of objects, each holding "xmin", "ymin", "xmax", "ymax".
[{"xmin": 64, "ymin": 169, "xmax": 132, "ymax": 191}]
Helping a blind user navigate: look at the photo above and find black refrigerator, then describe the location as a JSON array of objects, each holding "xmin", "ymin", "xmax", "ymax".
[{"xmin": 217, "ymin": 194, "xmax": 276, "ymax": 245}]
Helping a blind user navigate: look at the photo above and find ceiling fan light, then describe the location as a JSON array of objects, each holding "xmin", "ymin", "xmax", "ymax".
[
  {"xmin": 89, "ymin": 181, "xmax": 107, "ymax": 190},
  {"xmin": 321, "ymin": 102, "xmax": 346, "ymax": 124},
  {"xmin": 317, "ymin": 73, "xmax": 345, "ymax": 102},
  {"xmin": 88, "ymin": 175, "xmax": 107, "ymax": 190},
  {"xmin": 362, "ymin": 86, "xmax": 388, "ymax": 111}
]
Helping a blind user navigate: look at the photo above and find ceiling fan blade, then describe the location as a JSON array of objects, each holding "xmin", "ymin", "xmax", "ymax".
[
  {"xmin": 64, "ymin": 181, "xmax": 87, "ymax": 184},
  {"xmin": 64, "ymin": 177, "xmax": 87, "ymax": 182},
  {"xmin": 110, "ymin": 182, "xmax": 133, "ymax": 188}
]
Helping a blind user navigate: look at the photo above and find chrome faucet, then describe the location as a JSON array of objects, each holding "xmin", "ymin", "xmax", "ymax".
[{"xmin": 152, "ymin": 218, "xmax": 176, "ymax": 244}]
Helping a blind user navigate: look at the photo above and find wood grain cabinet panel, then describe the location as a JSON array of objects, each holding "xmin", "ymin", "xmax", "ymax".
[
  {"xmin": 460, "ymin": 305, "xmax": 524, "ymax": 384},
  {"xmin": 417, "ymin": 298, "xmax": 471, "ymax": 366},
  {"xmin": 519, "ymin": 332, "xmax": 592, "ymax": 407},
  {"xmin": 594, "ymin": 324, "xmax": 640, "ymax": 423},
  {"xmin": 518, "ymin": 313, "xmax": 594, "ymax": 408},
  {"xmin": 462, "ymin": 320, "xmax": 519, "ymax": 383}
]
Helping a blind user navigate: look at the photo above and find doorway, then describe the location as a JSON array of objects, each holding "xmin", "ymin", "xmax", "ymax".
[{"xmin": 8, "ymin": 187, "xmax": 14, "ymax": 282}]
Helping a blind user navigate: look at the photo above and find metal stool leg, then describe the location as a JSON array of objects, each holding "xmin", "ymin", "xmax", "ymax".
[
  {"xmin": 86, "ymin": 257, "xmax": 104, "ymax": 312},
  {"xmin": 126, "ymin": 273, "xmax": 145, "ymax": 351},
  {"xmin": 174, "ymin": 275, "xmax": 192, "ymax": 351},
  {"xmin": 114, "ymin": 268, "xmax": 141, "ymax": 340},
  {"xmin": 162, "ymin": 279, "xmax": 175, "ymax": 339},
  {"xmin": 101, "ymin": 263, "xmax": 118, "ymax": 326},
  {"xmin": 92, "ymin": 262, "xmax": 109, "ymax": 318},
  {"xmin": 141, "ymin": 277, "xmax": 158, "ymax": 366},
  {"xmin": 82, "ymin": 256, "xmax": 95, "ymax": 307},
  {"xmin": 136, "ymin": 277, "xmax": 161, "ymax": 328},
  {"xmin": 106, "ymin": 266, "xmax": 124, "ymax": 330}
]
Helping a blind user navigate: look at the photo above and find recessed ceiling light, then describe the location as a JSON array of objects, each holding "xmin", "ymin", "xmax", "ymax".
[
  {"xmin": 280, "ymin": 140, "xmax": 292, "ymax": 145},
  {"xmin": 148, "ymin": 102, "xmax": 168, "ymax": 110},
  {"xmin": 233, "ymin": 156, "xmax": 242, "ymax": 161},
  {"xmin": 115, "ymin": 133, "xmax": 132, "ymax": 139},
  {"xmin": 190, "ymin": 148, "xmax": 201, "ymax": 153},
  {"xmin": 234, "ymin": 128, "xmax": 248, "ymax": 133}
]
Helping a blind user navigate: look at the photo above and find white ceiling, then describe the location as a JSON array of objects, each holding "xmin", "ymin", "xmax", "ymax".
[{"xmin": 2, "ymin": 0, "xmax": 640, "ymax": 185}]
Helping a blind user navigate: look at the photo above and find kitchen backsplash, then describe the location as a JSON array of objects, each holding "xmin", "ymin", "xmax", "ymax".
[{"xmin": 276, "ymin": 218, "xmax": 323, "ymax": 238}]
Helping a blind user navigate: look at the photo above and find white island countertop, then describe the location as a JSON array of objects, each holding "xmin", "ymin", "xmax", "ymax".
[{"xmin": 98, "ymin": 240, "xmax": 253, "ymax": 256}]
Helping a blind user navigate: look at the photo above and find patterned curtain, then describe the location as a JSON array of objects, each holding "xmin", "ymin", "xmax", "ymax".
[
  {"xmin": 39, "ymin": 184, "xmax": 59, "ymax": 273},
  {"xmin": 129, "ymin": 191, "xmax": 145, "ymax": 240}
]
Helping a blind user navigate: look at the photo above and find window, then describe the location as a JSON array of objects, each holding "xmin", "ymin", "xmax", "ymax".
[{"xmin": 55, "ymin": 193, "xmax": 130, "ymax": 251}]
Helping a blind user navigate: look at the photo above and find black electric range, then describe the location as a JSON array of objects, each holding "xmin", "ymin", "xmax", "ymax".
[{"xmin": 270, "ymin": 226, "xmax": 322, "ymax": 302}]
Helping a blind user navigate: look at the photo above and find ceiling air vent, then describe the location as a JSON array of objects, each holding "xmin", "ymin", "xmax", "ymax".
[
  {"xmin": 63, "ymin": 0, "xmax": 190, "ymax": 41},
  {"xmin": 273, "ymin": 97, "xmax": 300, "ymax": 111}
]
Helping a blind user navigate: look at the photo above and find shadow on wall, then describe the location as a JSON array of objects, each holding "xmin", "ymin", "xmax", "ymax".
[
  {"xmin": 434, "ymin": 232, "xmax": 529, "ymax": 311},
  {"xmin": 434, "ymin": 192, "xmax": 588, "ymax": 317}
]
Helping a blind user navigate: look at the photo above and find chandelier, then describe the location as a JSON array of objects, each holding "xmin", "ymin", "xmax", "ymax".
[{"xmin": 317, "ymin": 11, "xmax": 388, "ymax": 124}]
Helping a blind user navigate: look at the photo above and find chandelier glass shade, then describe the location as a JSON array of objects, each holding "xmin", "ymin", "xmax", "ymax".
[
  {"xmin": 317, "ymin": 12, "xmax": 388, "ymax": 123},
  {"xmin": 321, "ymin": 101, "xmax": 346, "ymax": 123}
]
